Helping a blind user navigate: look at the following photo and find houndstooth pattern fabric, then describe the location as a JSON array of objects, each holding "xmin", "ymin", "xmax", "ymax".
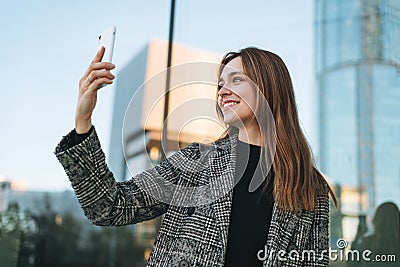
[{"xmin": 54, "ymin": 127, "xmax": 330, "ymax": 267}]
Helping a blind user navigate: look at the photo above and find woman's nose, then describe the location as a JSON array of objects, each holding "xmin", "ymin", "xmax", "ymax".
[{"xmin": 218, "ymin": 85, "xmax": 232, "ymax": 96}]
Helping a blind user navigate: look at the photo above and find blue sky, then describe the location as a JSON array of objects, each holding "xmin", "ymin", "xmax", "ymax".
[{"xmin": 0, "ymin": 0, "xmax": 315, "ymax": 191}]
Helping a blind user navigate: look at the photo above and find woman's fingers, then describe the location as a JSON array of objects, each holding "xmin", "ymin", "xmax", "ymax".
[
  {"xmin": 81, "ymin": 46, "xmax": 114, "ymax": 83},
  {"xmin": 90, "ymin": 61, "xmax": 115, "ymax": 71},
  {"xmin": 81, "ymin": 47, "xmax": 105, "ymax": 79},
  {"xmin": 80, "ymin": 62, "xmax": 115, "ymax": 88},
  {"xmin": 81, "ymin": 62, "xmax": 115, "ymax": 82},
  {"xmin": 86, "ymin": 69, "xmax": 115, "ymax": 85},
  {"xmin": 87, "ymin": 77, "xmax": 114, "ymax": 91},
  {"xmin": 93, "ymin": 46, "xmax": 105, "ymax": 63}
]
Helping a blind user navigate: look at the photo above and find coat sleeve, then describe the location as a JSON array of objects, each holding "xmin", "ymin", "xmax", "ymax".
[
  {"xmin": 307, "ymin": 188, "xmax": 330, "ymax": 266},
  {"xmin": 54, "ymin": 126, "xmax": 200, "ymax": 226}
]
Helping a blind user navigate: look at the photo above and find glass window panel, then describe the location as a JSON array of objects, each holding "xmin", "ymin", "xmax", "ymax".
[
  {"xmin": 326, "ymin": 21, "xmax": 339, "ymax": 67},
  {"xmin": 339, "ymin": 0, "xmax": 362, "ymax": 62},
  {"xmin": 324, "ymin": 68, "xmax": 357, "ymax": 186},
  {"xmin": 372, "ymin": 65, "xmax": 400, "ymax": 206}
]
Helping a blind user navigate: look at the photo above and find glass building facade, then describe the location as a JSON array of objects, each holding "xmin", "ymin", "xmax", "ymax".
[{"xmin": 315, "ymin": 0, "xmax": 400, "ymax": 243}]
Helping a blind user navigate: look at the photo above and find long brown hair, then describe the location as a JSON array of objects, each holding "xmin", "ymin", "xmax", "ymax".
[{"xmin": 216, "ymin": 47, "xmax": 337, "ymax": 211}]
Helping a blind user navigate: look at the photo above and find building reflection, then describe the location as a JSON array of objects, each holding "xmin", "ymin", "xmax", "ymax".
[{"xmin": 316, "ymin": 0, "xmax": 399, "ymax": 265}]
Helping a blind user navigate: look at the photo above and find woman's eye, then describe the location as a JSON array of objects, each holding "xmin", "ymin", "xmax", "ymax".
[
  {"xmin": 218, "ymin": 83, "xmax": 224, "ymax": 89},
  {"xmin": 233, "ymin": 77, "xmax": 242, "ymax": 83}
]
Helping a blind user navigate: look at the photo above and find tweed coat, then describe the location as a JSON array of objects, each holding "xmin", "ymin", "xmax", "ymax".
[{"xmin": 54, "ymin": 126, "xmax": 330, "ymax": 267}]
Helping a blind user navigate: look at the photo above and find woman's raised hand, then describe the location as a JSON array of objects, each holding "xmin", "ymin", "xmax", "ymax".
[{"xmin": 75, "ymin": 46, "xmax": 115, "ymax": 133}]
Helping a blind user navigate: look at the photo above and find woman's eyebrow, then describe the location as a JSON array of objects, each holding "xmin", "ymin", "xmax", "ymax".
[{"xmin": 227, "ymin": 71, "xmax": 243, "ymax": 78}]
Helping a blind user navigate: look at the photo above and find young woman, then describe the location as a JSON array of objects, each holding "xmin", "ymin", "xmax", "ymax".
[{"xmin": 55, "ymin": 46, "xmax": 337, "ymax": 267}]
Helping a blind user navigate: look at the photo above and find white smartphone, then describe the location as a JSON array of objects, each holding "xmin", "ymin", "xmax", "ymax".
[
  {"xmin": 98, "ymin": 25, "xmax": 116, "ymax": 63},
  {"xmin": 96, "ymin": 25, "xmax": 116, "ymax": 89}
]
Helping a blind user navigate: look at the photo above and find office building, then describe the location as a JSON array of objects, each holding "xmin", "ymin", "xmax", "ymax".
[{"xmin": 315, "ymin": 0, "xmax": 400, "ymax": 243}]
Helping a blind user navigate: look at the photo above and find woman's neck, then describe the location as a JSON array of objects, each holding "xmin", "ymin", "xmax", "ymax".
[{"xmin": 237, "ymin": 125, "xmax": 261, "ymax": 146}]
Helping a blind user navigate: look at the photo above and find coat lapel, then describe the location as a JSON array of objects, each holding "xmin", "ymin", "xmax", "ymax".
[
  {"xmin": 266, "ymin": 204, "xmax": 300, "ymax": 251},
  {"xmin": 263, "ymin": 205, "xmax": 315, "ymax": 266},
  {"xmin": 209, "ymin": 132, "xmax": 238, "ymax": 250}
]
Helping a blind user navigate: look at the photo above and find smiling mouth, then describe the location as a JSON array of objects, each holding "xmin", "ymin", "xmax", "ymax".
[{"xmin": 223, "ymin": 101, "xmax": 240, "ymax": 108}]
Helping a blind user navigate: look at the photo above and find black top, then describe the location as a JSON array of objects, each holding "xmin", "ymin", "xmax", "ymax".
[{"xmin": 224, "ymin": 139, "xmax": 274, "ymax": 267}]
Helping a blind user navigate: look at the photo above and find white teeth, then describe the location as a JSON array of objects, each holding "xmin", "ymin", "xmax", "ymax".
[{"xmin": 223, "ymin": 102, "xmax": 239, "ymax": 108}]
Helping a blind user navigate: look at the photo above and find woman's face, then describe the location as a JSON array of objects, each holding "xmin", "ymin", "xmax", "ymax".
[{"xmin": 217, "ymin": 57, "xmax": 257, "ymax": 128}]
